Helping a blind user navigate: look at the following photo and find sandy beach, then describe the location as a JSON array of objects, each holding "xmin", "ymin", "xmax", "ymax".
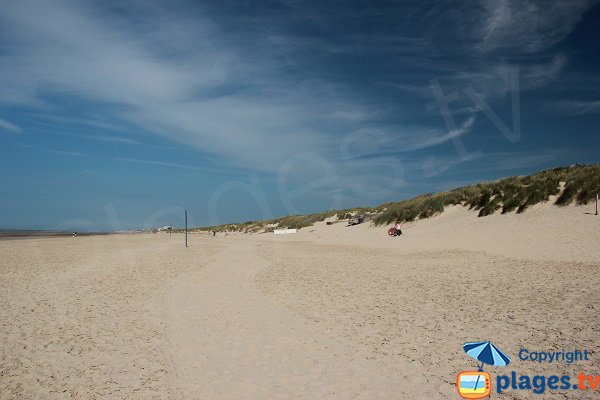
[
  {"xmin": 2, "ymin": 0, "xmax": 599, "ymax": 398},
  {"xmin": 1, "ymin": 203, "xmax": 599, "ymax": 399}
]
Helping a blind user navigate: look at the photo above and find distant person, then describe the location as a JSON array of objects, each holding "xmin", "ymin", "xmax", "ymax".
[
  {"xmin": 394, "ymin": 221, "xmax": 402, "ymax": 236},
  {"xmin": 212, "ymin": 230, "xmax": 216, "ymax": 237}
]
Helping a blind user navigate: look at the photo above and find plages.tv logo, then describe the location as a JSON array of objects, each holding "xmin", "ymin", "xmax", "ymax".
[{"xmin": 457, "ymin": 341, "xmax": 511, "ymax": 399}]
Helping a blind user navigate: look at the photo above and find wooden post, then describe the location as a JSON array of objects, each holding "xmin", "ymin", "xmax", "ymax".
[{"xmin": 185, "ymin": 210, "xmax": 188, "ymax": 247}]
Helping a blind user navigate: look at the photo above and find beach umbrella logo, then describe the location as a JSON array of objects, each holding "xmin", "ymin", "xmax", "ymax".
[
  {"xmin": 464, "ymin": 341, "xmax": 511, "ymax": 370},
  {"xmin": 456, "ymin": 341, "xmax": 511, "ymax": 399}
]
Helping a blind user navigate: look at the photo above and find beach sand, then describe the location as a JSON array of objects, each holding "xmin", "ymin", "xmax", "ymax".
[{"xmin": 1, "ymin": 203, "xmax": 598, "ymax": 399}]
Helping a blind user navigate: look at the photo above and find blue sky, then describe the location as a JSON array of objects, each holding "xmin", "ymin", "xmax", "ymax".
[{"xmin": 0, "ymin": 0, "xmax": 599, "ymax": 231}]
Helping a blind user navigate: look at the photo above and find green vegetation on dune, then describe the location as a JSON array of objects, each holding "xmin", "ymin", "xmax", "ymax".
[
  {"xmin": 188, "ymin": 210, "xmax": 344, "ymax": 233},
  {"xmin": 185, "ymin": 164, "xmax": 600, "ymax": 232},
  {"xmin": 373, "ymin": 164, "xmax": 600, "ymax": 225}
]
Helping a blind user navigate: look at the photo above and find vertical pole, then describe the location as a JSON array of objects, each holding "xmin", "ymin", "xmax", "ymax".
[
  {"xmin": 596, "ymin": 194, "xmax": 598, "ymax": 216},
  {"xmin": 185, "ymin": 210, "xmax": 188, "ymax": 247}
]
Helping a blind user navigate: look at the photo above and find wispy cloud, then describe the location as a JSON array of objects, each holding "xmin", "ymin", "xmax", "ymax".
[
  {"xmin": 115, "ymin": 157, "xmax": 209, "ymax": 172},
  {"xmin": 58, "ymin": 132, "xmax": 140, "ymax": 145},
  {"xmin": 412, "ymin": 115, "xmax": 476, "ymax": 150},
  {"xmin": 0, "ymin": 0, "xmax": 596, "ymax": 213},
  {"xmin": 0, "ymin": 0, "xmax": 376, "ymax": 172},
  {"xmin": 342, "ymin": 115, "xmax": 477, "ymax": 160},
  {"xmin": 16, "ymin": 143, "xmax": 88, "ymax": 157},
  {"xmin": 81, "ymin": 134, "xmax": 139, "ymax": 145},
  {"xmin": 40, "ymin": 148, "xmax": 88, "ymax": 157},
  {"xmin": 553, "ymin": 100, "xmax": 600, "ymax": 115},
  {"xmin": 0, "ymin": 1, "xmax": 584, "ymax": 167},
  {"xmin": 0, "ymin": 117, "xmax": 21, "ymax": 134},
  {"xmin": 478, "ymin": 0, "xmax": 596, "ymax": 53},
  {"xmin": 448, "ymin": 55, "xmax": 567, "ymax": 102},
  {"xmin": 0, "ymin": 0, "xmax": 597, "ymax": 230},
  {"xmin": 26, "ymin": 113, "xmax": 127, "ymax": 132}
]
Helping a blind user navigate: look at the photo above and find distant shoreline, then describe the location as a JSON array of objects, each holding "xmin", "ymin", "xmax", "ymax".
[{"xmin": 0, "ymin": 230, "xmax": 115, "ymax": 240}]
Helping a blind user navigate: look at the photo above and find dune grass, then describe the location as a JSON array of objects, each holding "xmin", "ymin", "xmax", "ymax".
[
  {"xmin": 184, "ymin": 164, "xmax": 599, "ymax": 232},
  {"xmin": 188, "ymin": 211, "xmax": 342, "ymax": 233},
  {"xmin": 373, "ymin": 164, "xmax": 600, "ymax": 225}
]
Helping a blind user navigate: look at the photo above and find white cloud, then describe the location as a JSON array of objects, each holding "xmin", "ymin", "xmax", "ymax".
[
  {"xmin": 0, "ymin": 0, "xmax": 591, "ymax": 188},
  {"xmin": 50, "ymin": 131, "xmax": 140, "ymax": 145},
  {"xmin": 40, "ymin": 148, "xmax": 88, "ymax": 157},
  {"xmin": 554, "ymin": 100, "xmax": 600, "ymax": 115},
  {"xmin": 345, "ymin": 114, "xmax": 476, "ymax": 156},
  {"xmin": 0, "ymin": 118, "xmax": 21, "ymax": 134},
  {"xmin": 452, "ymin": 55, "xmax": 567, "ymax": 101},
  {"xmin": 0, "ymin": 0, "xmax": 382, "ymax": 172},
  {"xmin": 74, "ymin": 134, "xmax": 139, "ymax": 145},
  {"xmin": 418, "ymin": 114, "xmax": 476, "ymax": 149},
  {"xmin": 115, "ymin": 157, "xmax": 207, "ymax": 171},
  {"xmin": 479, "ymin": 0, "xmax": 595, "ymax": 53}
]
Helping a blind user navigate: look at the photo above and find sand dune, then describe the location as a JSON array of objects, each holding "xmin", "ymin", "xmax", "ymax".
[{"xmin": 1, "ymin": 203, "xmax": 598, "ymax": 399}]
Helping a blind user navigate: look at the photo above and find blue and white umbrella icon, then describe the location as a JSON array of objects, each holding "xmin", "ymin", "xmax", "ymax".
[
  {"xmin": 463, "ymin": 341, "xmax": 511, "ymax": 396},
  {"xmin": 464, "ymin": 341, "xmax": 511, "ymax": 371}
]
